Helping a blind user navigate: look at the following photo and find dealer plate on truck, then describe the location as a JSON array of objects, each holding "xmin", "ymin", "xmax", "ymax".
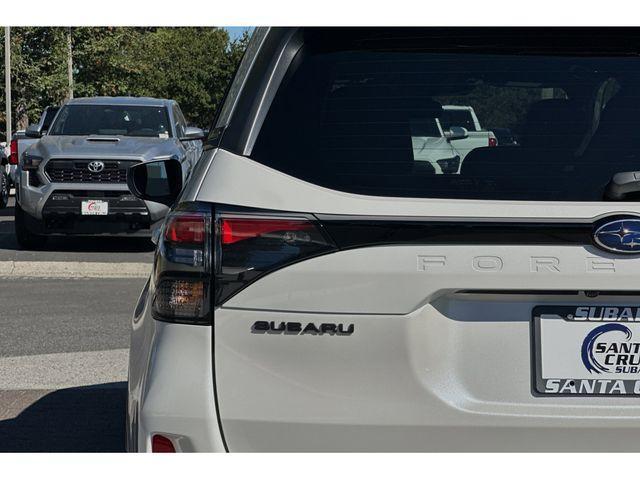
[
  {"xmin": 533, "ymin": 305, "xmax": 640, "ymax": 396},
  {"xmin": 81, "ymin": 200, "xmax": 108, "ymax": 215}
]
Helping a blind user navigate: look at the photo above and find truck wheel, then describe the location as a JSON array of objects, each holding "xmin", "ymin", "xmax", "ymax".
[
  {"xmin": 0, "ymin": 172, "xmax": 9, "ymax": 209},
  {"xmin": 14, "ymin": 202, "xmax": 47, "ymax": 249}
]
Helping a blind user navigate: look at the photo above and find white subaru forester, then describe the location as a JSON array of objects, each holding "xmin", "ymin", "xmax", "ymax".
[{"xmin": 126, "ymin": 27, "xmax": 640, "ymax": 452}]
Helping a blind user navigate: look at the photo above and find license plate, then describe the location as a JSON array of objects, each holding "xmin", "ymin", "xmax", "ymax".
[
  {"xmin": 81, "ymin": 200, "xmax": 108, "ymax": 216},
  {"xmin": 533, "ymin": 306, "xmax": 640, "ymax": 396}
]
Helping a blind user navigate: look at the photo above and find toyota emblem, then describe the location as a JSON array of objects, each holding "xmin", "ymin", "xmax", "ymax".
[{"xmin": 87, "ymin": 161, "xmax": 105, "ymax": 173}]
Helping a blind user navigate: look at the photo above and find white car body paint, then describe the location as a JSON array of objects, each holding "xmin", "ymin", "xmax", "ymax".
[{"xmin": 127, "ymin": 27, "xmax": 640, "ymax": 452}]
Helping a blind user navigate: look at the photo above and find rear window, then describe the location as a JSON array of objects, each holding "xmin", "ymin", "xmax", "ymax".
[{"xmin": 251, "ymin": 30, "xmax": 640, "ymax": 201}]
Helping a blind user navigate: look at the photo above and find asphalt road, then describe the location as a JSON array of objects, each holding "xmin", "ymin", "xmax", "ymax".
[
  {"xmin": 0, "ymin": 278, "xmax": 145, "ymax": 357},
  {"xmin": 0, "ymin": 196, "xmax": 153, "ymax": 452}
]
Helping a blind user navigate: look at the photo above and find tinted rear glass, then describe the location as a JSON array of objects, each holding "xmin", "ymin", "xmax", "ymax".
[
  {"xmin": 251, "ymin": 29, "xmax": 640, "ymax": 201},
  {"xmin": 50, "ymin": 104, "xmax": 171, "ymax": 138},
  {"xmin": 440, "ymin": 109, "xmax": 478, "ymax": 132}
]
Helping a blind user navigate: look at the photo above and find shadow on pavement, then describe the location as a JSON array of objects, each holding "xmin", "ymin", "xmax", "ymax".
[
  {"xmin": 34, "ymin": 237, "xmax": 154, "ymax": 253},
  {"xmin": 0, "ymin": 382, "xmax": 126, "ymax": 452}
]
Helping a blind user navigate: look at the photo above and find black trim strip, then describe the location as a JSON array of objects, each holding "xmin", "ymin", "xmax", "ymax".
[
  {"xmin": 458, "ymin": 290, "xmax": 640, "ymax": 297},
  {"xmin": 316, "ymin": 215, "xmax": 594, "ymax": 249}
]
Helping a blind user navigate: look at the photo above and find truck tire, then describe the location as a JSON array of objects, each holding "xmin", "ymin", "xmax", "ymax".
[
  {"xmin": 14, "ymin": 202, "xmax": 47, "ymax": 249},
  {"xmin": 0, "ymin": 172, "xmax": 8, "ymax": 209}
]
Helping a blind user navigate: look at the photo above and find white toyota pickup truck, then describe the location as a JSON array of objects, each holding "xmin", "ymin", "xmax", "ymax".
[{"xmin": 411, "ymin": 105, "xmax": 497, "ymax": 174}]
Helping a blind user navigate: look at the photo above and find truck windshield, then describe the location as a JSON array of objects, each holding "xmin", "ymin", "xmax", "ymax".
[
  {"xmin": 251, "ymin": 29, "xmax": 640, "ymax": 201},
  {"xmin": 49, "ymin": 104, "xmax": 171, "ymax": 138}
]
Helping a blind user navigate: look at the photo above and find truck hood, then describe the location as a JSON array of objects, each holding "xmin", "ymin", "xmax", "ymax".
[{"xmin": 28, "ymin": 135, "xmax": 183, "ymax": 161}]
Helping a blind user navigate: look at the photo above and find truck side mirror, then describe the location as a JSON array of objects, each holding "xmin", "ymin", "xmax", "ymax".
[
  {"xmin": 444, "ymin": 126, "xmax": 468, "ymax": 141},
  {"xmin": 127, "ymin": 158, "xmax": 183, "ymax": 207},
  {"xmin": 179, "ymin": 126, "xmax": 205, "ymax": 142},
  {"xmin": 25, "ymin": 124, "xmax": 43, "ymax": 138}
]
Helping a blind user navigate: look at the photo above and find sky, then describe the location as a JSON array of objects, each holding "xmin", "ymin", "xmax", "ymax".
[{"xmin": 225, "ymin": 27, "xmax": 253, "ymax": 41}]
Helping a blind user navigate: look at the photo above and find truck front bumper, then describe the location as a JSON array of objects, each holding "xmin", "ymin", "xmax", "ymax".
[{"xmin": 18, "ymin": 171, "xmax": 169, "ymax": 235}]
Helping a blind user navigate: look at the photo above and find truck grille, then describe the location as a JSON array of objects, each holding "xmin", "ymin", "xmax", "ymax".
[{"xmin": 45, "ymin": 159, "xmax": 139, "ymax": 184}]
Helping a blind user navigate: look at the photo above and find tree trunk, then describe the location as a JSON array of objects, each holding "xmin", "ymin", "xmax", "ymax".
[{"xmin": 15, "ymin": 101, "xmax": 29, "ymax": 131}]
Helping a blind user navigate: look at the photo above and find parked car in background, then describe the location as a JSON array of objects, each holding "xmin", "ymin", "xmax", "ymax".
[
  {"xmin": 440, "ymin": 105, "xmax": 498, "ymax": 161},
  {"xmin": 9, "ymin": 106, "xmax": 59, "ymax": 188},
  {"xmin": 411, "ymin": 116, "xmax": 464, "ymax": 174},
  {"xmin": 14, "ymin": 96, "xmax": 204, "ymax": 248},
  {"xmin": 0, "ymin": 147, "xmax": 9, "ymax": 208}
]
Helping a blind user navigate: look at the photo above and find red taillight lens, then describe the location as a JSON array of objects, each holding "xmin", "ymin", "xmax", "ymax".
[
  {"xmin": 164, "ymin": 213, "xmax": 206, "ymax": 244},
  {"xmin": 9, "ymin": 139, "xmax": 18, "ymax": 165},
  {"xmin": 215, "ymin": 213, "xmax": 337, "ymax": 306},
  {"xmin": 221, "ymin": 218, "xmax": 315, "ymax": 245},
  {"xmin": 488, "ymin": 137, "xmax": 498, "ymax": 147},
  {"xmin": 152, "ymin": 434, "xmax": 176, "ymax": 453}
]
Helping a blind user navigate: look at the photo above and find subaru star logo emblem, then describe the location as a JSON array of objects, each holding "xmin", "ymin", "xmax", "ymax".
[
  {"xmin": 594, "ymin": 217, "xmax": 640, "ymax": 253},
  {"xmin": 87, "ymin": 161, "xmax": 105, "ymax": 173}
]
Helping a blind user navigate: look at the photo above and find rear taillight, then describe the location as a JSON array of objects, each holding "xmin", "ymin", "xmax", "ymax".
[
  {"xmin": 9, "ymin": 139, "xmax": 18, "ymax": 165},
  {"xmin": 221, "ymin": 218, "xmax": 314, "ymax": 245},
  {"xmin": 214, "ymin": 209, "xmax": 337, "ymax": 306},
  {"xmin": 165, "ymin": 214, "xmax": 207, "ymax": 244},
  {"xmin": 151, "ymin": 203, "xmax": 338, "ymax": 323},
  {"xmin": 488, "ymin": 136, "xmax": 498, "ymax": 147},
  {"xmin": 152, "ymin": 204, "xmax": 212, "ymax": 325}
]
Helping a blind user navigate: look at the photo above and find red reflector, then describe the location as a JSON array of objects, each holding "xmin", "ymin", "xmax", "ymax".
[
  {"xmin": 165, "ymin": 213, "xmax": 206, "ymax": 244},
  {"xmin": 221, "ymin": 218, "xmax": 314, "ymax": 245},
  {"xmin": 152, "ymin": 434, "xmax": 176, "ymax": 453},
  {"xmin": 9, "ymin": 139, "xmax": 18, "ymax": 165},
  {"xmin": 488, "ymin": 137, "xmax": 498, "ymax": 147}
]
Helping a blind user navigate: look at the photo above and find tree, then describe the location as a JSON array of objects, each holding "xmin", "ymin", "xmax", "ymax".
[
  {"xmin": 71, "ymin": 27, "xmax": 150, "ymax": 98},
  {"xmin": 0, "ymin": 27, "xmax": 69, "ymax": 133},
  {"xmin": 0, "ymin": 27, "xmax": 250, "ymax": 136},
  {"xmin": 133, "ymin": 27, "xmax": 248, "ymax": 127}
]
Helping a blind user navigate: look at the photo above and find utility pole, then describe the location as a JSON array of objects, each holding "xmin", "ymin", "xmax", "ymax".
[
  {"xmin": 4, "ymin": 27, "xmax": 11, "ymax": 142},
  {"xmin": 67, "ymin": 27, "xmax": 73, "ymax": 99}
]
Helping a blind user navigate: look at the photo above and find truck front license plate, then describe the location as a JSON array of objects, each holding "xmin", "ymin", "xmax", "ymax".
[
  {"xmin": 81, "ymin": 200, "xmax": 108, "ymax": 216},
  {"xmin": 533, "ymin": 306, "xmax": 640, "ymax": 396}
]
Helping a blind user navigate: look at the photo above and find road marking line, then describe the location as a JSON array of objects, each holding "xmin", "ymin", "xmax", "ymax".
[
  {"xmin": 0, "ymin": 261, "xmax": 151, "ymax": 278},
  {"xmin": 0, "ymin": 349, "xmax": 128, "ymax": 390}
]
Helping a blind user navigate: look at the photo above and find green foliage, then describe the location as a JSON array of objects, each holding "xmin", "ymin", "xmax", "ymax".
[
  {"xmin": 133, "ymin": 27, "xmax": 245, "ymax": 127},
  {"xmin": 435, "ymin": 85, "xmax": 561, "ymax": 131},
  {"xmin": 0, "ymin": 27, "xmax": 249, "ymax": 138},
  {"xmin": 0, "ymin": 27, "xmax": 70, "ymax": 134},
  {"xmin": 72, "ymin": 27, "xmax": 149, "ymax": 99}
]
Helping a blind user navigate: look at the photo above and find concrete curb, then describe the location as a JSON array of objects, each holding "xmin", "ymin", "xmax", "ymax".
[{"xmin": 0, "ymin": 261, "xmax": 151, "ymax": 278}]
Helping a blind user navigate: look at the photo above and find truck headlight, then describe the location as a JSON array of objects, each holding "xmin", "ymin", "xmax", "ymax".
[{"xmin": 22, "ymin": 155, "xmax": 43, "ymax": 171}]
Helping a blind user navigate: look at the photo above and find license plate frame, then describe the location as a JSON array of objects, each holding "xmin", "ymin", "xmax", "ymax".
[
  {"xmin": 532, "ymin": 305, "xmax": 640, "ymax": 397},
  {"xmin": 81, "ymin": 199, "xmax": 109, "ymax": 216}
]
